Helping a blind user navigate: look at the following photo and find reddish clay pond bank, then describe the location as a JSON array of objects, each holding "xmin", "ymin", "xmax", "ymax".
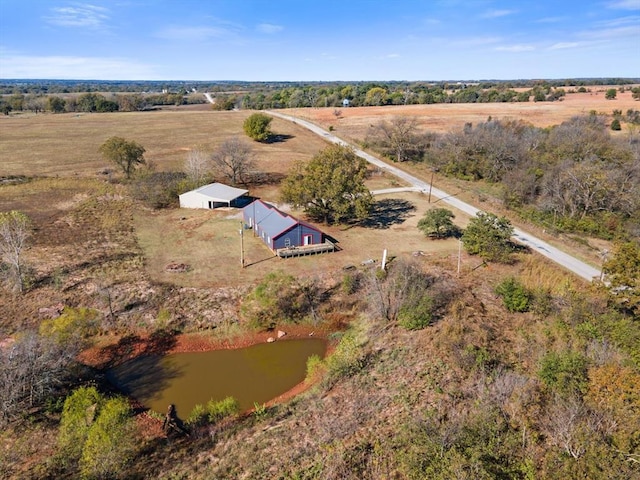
[{"xmin": 103, "ymin": 335, "xmax": 327, "ymax": 417}]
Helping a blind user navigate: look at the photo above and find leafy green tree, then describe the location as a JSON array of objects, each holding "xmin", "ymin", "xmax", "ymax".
[
  {"xmin": 0, "ymin": 210, "xmax": 31, "ymax": 292},
  {"xmin": 243, "ymin": 113, "xmax": 273, "ymax": 142},
  {"xmin": 99, "ymin": 136, "xmax": 146, "ymax": 179},
  {"xmin": 281, "ymin": 144, "xmax": 373, "ymax": 224},
  {"xmin": 79, "ymin": 396, "xmax": 137, "ymax": 479},
  {"xmin": 495, "ymin": 277, "xmax": 531, "ymax": 312},
  {"xmin": 58, "ymin": 386, "xmax": 103, "ymax": 461},
  {"xmin": 365, "ymin": 87, "xmax": 388, "ymax": 106},
  {"xmin": 462, "ymin": 211, "xmax": 514, "ymax": 262},
  {"xmin": 47, "ymin": 96, "xmax": 67, "ymax": 113},
  {"xmin": 417, "ymin": 208, "xmax": 457, "ymax": 239},
  {"xmin": 602, "ymin": 240, "xmax": 640, "ymax": 316},
  {"xmin": 605, "ymin": 88, "xmax": 617, "ymax": 100},
  {"xmin": 610, "ymin": 118, "xmax": 621, "ymax": 131}
]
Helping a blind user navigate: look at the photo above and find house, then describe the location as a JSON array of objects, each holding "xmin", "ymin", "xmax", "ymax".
[
  {"xmin": 179, "ymin": 182, "xmax": 249, "ymax": 209},
  {"xmin": 242, "ymin": 200, "xmax": 334, "ymax": 257}
]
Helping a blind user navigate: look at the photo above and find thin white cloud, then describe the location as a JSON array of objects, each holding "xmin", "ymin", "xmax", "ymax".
[
  {"xmin": 257, "ymin": 23, "xmax": 283, "ymax": 34},
  {"xmin": 606, "ymin": 0, "xmax": 640, "ymax": 10},
  {"xmin": 0, "ymin": 54, "xmax": 156, "ymax": 80},
  {"xmin": 156, "ymin": 26, "xmax": 233, "ymax": 41},
  {"xmin": 481, "ymin": 9, "xmax": 517, "ymax": 19},
  {"xmin": 44, "ymin": 3, "xmax": 110, "ymax": 28},
  {"xmin": 549, "ymin": 42, "xmax": 585, "ymax": 50},
  {"xmin": 590, "ymin": 25, "xmax": 640, "ymax": 38},
  {"xmin": 450, "ymin": 36, "xmax": 502, "ymax": 47},
  {"xmin": 495, "ymin": 44, "xmax": 535, "ymax": 52}
]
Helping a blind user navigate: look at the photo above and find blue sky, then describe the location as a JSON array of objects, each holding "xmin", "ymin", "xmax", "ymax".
[{"xmin": 0, "ymin": 0, "xmax": 638, "ymax": 81}]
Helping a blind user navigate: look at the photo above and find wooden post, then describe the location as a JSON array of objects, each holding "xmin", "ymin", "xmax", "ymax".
[
  {"xmin": 381, "ymin": 248, "xmax": 388, "ymax": 271},
  {"xmin": 240, "ymin": 221, "xmax": 245, "ymax": 268}
]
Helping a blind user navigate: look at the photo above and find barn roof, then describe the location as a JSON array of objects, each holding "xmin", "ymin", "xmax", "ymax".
[
  {"xmin": 186, "ymin": 182, "xmax": 248, "ymax": 202},
  {"xmin": 244, "ymin": 200, "xmax": 322, "ymax": 239}
]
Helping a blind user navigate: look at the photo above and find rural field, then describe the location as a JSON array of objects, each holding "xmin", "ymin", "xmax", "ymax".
[
  {"xmin": 284, "ymin": 88, "xmax": 639, "ymax": 142},
  {"xmin": 1, "ymin": 90, "xmax": 639, "ymax": 479}
]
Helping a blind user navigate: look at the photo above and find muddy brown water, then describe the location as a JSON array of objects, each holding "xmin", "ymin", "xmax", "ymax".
[{"xmin": 106, "ymin": 338, "xmax": 326, "ymax": 419}]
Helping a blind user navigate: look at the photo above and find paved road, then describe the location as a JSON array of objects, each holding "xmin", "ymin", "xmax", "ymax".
[{"xmin": 267, "ymin": 110, "xmax": 602, "ymax": 282}]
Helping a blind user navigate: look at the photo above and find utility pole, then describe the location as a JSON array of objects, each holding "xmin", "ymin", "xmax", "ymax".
[
  {"xmin": 457, "ymin": 238, "xmax": 462, "ymax": 276},
  {"xmin": 240, "ymin": 221, "xmax": 245, "ymax": 268},
  {"xmin": 428, "ymin": 168, "xmax": 438, "ymax": 203}
]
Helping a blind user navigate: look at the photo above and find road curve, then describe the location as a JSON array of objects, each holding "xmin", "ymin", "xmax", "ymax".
[{"xmin": 266, "ymin": 110, "xmax": 602, "ymax": 282}]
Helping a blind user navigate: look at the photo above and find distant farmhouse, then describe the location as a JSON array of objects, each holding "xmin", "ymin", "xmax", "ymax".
[
  {"xmin": 179, "ymin": 182, "xmax": 249, "ymax": 209},
  {"xmin": 242, "ymin": 200, "xmax": 335, "ymax": 258}
]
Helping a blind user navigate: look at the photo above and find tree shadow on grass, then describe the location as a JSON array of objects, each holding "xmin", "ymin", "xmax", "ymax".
[
  {"xmin": 266, "ymin": 134, "xmax": 294, "ymax": 143},
  {"xmin": 359, "ymin": 199, "xmax": 416, "ymax": 229}
]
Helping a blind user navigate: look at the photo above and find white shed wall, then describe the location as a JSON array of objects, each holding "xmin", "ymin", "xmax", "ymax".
[{"xmin": 179, "ymin": 191, "xmax": 209, "ymax": 209}]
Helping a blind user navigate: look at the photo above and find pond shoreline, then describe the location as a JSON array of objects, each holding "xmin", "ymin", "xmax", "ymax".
[
  {"xmin": 80, "ymin": 324, "xmax": 332, "ymax": 420},
  {"xmin": 80, "ymin": 324, "xmax": 330, "ymax": 369}
]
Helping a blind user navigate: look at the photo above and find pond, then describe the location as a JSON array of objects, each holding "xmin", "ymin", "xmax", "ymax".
[{"xmin": 106, "ymin": 338, "xmax": 326, "ymax": 419}]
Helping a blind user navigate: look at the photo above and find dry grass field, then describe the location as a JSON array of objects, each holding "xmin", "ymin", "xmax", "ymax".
[
  {"xmin": 283, "ymin": 89, "xmax": 639, "ymax": 143},
  {"xmin": 0, "ymin": 106, "xmax": 328, "ymax": 178}
]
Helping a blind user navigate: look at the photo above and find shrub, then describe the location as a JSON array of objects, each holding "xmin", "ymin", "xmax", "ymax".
[
  {"xmin": 398, "ymin": 294, "xmax": 434, "ymax": 330},
  {"xmin": 538, "ymin": 350, "xmax": 589, "ymax": 396},
  {"xmin": 206, "ymin": 396, "xmax": 239, "ymax": 423},
  {"xmin": 417, "ymin": 208, "xmax": 458, "ymax": 239},
  {"xmin": 243, "ymin": 113, "xmax": 273, "ymax": 142},
  {"xmin": 58, "ymin": 386, "xmax": 103, "ymax": 462},
  {"xmin": 131, "ymin": 171, "xmax": 186, "ymax": 208},
  {"xmin": 325, "ymin": 331, "xmax": 366, "ymax": 381},
  {"xmin": 40, "ymin": 307, "xmax": 100, "ymax": 346},
  {"xmin": 305, "ymin": 354, "xmax": 325, "ymax": 383},
  {"xmin": 79, "ymin": 396, "xmax": 136, "ymax": 479},
  {"xmin": 610, "ymin": 119, "xmax": 621, "ymax": 131},
  {"xmin": 495, "ymin": 277, "xmax": 532, "ymax": 312},
  {"xmin": 462, "ymin": 212, "xmax": 514, "ymax": 263},
  {"xmin": 185, "ymin": 403, "xmax": 207, "ymax": 428}
]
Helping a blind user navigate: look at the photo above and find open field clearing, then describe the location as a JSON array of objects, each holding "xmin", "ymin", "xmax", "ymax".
[
  {"xmin": 283, "ymin": 90, "xmax": 639, "ymax": 142},
  {"xmin": 0, "ymin": 107, "xmax": 329, "ymax": 178}
]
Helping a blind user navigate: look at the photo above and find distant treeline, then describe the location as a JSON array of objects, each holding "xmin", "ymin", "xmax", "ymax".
[
  {"xmin": 1, "ymin": 78, "xmax": 638, "ymax": 95},
  {"xmin": 0, "ymin": 91, "xmax": 206, "ymax": 115},
  {"xmin": 3, "ymin": 80, "xmax": 639, "ymax": 115}
]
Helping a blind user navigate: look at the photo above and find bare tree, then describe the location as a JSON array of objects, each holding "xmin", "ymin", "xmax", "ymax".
[
  {"xmin": 0, "ymin": 211, "xmax": 31, "ymax": 293},
  {"xmin": 368, "ymin": 116, "xmax": 422, "ymax": 162},
  {"xmin": 0, "ymin": 331, "xmax": 77, "ymax": 426},
  {"xmin": 184, "ymin": 148, "xmax": 210, "ymax": 186},
  {"xmin": 210, "ymin": 137, "xmax": 254, "ymax": 185}
]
